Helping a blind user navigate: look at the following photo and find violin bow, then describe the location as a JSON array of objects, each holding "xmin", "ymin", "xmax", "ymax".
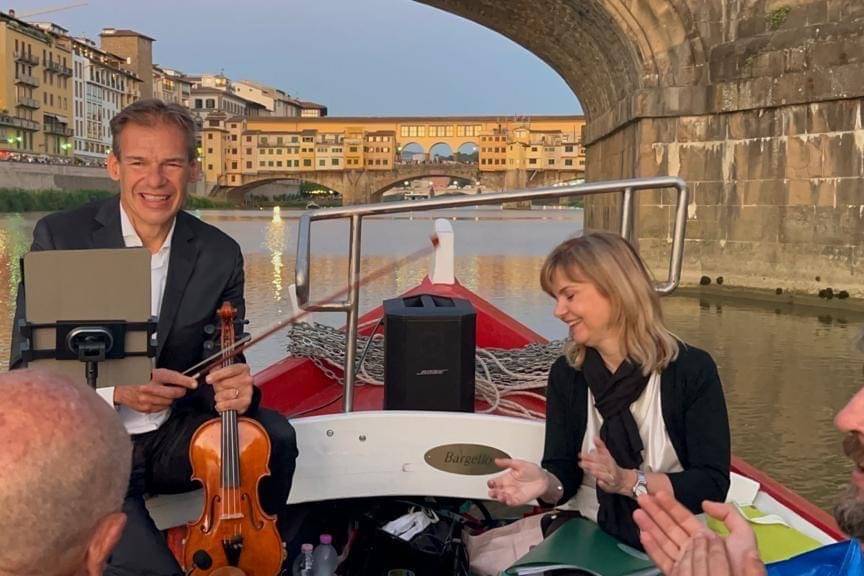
[{"xmin": 183, "ymin": 234, "xmax": 440, "ymax": 379}]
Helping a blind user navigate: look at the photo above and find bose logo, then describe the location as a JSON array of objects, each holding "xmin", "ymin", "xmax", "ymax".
[{"xmin": 416, "ymin": 369, "xmax": 448, "ymax": 376}]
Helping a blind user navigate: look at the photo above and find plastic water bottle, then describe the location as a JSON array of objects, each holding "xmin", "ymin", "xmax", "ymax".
[
  {"xmin": 292, "ymin": 543, "xmax": 314, "ymax": 576},
  {"xmin": 311, "ymin": 534, "xmax": 338, "ymax": 576}
]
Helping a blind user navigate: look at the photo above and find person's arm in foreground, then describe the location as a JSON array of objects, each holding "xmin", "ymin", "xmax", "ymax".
[{"xmin": 633, "ymin": 491, "xmax": 766, "ymax": 576}]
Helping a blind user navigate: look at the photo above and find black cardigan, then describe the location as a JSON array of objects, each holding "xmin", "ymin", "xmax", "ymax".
[{"xmin": 541, "ymin": 344, "xmax": 731, "ymax": 513}]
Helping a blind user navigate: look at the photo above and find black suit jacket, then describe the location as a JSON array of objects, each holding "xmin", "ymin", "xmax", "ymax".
[{"xmin": 10, "ymin": 195, "xmax": 259, "ymax": 414}]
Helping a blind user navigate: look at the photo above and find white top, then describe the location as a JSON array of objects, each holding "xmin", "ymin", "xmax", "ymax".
[
  {"xmin": 95, "ymin": 203, "xmax": 176, "ymax": 435},
  {"xmin": 570, "ymin": 371, "xmax": 684, "ymax": 521}
]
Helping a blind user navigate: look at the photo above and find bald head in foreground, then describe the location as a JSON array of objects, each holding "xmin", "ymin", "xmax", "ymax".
[{"xmin": 0, "ymin": 370, "xmax": 131, "ymax": 576}]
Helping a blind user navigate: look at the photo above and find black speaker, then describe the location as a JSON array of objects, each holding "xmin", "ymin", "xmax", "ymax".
[{"xmin": 383, "ymin": 294, "xmax": 475, "ymax": 412}]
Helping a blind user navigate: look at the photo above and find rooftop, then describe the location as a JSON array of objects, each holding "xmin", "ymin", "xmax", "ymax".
[{"xmin": 100, "ymin": 28, "xmax": 156, "ymax": 42}]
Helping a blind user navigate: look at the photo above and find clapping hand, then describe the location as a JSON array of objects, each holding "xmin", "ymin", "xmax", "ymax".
[
  {"xmin": 633, "ymin": 491, "xmax": 765, "ymax": 576},
  {"xmin": 579, "ymin": 437, "xmax": 628, "ymax": 495},
  {"xmin": 487, "ymin": 458, "xmax": 550, "ymax": 507}
]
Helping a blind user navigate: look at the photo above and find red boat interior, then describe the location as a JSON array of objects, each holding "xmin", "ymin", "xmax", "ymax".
[
  {"xmin": 254, "ymin": 275, "xmax": 844, "ymax": 541},
  {"xmin": 256, "ymin": 277, "xmax": 547, "ymax": 418}
]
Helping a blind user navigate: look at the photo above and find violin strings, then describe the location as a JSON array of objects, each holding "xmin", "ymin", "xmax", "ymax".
[{"xmin": 233, "ymin": 410, "xmax": 239, "ymax": 538}]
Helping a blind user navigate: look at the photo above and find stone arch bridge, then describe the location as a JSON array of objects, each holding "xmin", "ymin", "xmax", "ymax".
[
  {"xmin": 417, "ymin": 0, "xmax": 864, "ymax": 294},
  {"xmin": 217, "ymin": 162, "xmax": 582, "ymax": 204}
]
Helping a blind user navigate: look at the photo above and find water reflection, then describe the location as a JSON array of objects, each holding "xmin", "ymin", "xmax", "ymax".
[
  {"xmin": 662, "ymin": 295, "xmax": 863, "ymax": 510},
  {"xmin": 263, "ymin": 218, "xmax": 287, "ymax": 304},
  {"xmin": 0, "ymin": 210, "xmax": 860, "ymax": 511}
]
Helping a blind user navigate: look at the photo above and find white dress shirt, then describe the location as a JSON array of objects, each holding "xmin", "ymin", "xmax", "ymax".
[{"xmin": 96, "ymin": 203, "xmax": 176, "ymax": 435}]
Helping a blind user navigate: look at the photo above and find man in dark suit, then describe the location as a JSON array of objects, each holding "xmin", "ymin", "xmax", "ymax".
[{"xmin": 10, "ymin": 99, "xmax": 298, "ymax": 575}]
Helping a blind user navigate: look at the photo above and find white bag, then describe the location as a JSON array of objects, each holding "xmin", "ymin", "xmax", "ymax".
[{"xmin": 382, "ymin": 507, "xmax": 440, "ymax": 541}]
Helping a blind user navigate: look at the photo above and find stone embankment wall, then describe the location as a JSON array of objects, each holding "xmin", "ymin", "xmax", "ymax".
[{"xmin": 0, "ymin": 162, "xmax": 210, "ymax": 197}]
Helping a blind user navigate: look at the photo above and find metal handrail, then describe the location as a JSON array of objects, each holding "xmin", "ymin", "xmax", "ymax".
[{"xmin": 295, "ymin": 176, "xmax": 688, "ymax": 412}]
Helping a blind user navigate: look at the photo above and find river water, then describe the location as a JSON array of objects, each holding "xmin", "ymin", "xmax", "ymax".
[{"xmin": 0, "ymin": 208, "xmax": 859, "ymax": 511}]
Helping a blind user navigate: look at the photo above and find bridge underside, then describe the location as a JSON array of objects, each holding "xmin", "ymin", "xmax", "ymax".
[{"xmin": 418, "ymin": 0, "xmax": 864, "ymax": 294}]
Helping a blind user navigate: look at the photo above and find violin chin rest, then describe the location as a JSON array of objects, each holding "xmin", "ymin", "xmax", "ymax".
[{"xmin": 191, "ymin": 549, "xmax": 212, "ymax": 570}]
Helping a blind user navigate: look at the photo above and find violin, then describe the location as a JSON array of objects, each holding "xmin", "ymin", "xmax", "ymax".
[{"xmin": 184, "ymin": 301, "xmax": 284, "ymax": 575}]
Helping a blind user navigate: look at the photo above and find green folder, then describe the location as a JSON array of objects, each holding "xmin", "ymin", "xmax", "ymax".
[{"xmin": 504, "ymin": 517, "xmax": 660, "ymax": 576}]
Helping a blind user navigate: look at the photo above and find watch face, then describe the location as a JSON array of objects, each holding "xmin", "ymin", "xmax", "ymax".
[{"xmin": 634, "ymin": 484, "xmax": 648, "ymax": 497}]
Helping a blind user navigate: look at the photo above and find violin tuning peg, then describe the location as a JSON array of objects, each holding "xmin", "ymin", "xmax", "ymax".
[{"xmin": 203, "ymin": 324, "xmax": 216, "ymax": 335}]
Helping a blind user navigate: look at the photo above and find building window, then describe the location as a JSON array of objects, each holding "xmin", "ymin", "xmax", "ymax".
[
  {"xmin": 319, "ymin": 159, "xmax": 325, "ymax": 166},
  {"xmin": 332, "ymin": 158, "xmax": 340, "ymax": 166},
  {"xmin": 246, "ymin": 161, "xmax": 252, "ymax": 168},
  {"xmin": 564, "ymin": 159, "xmax": 573, "ymax": 166},
  {"xmin": 207, "ymin": 164, "xmax": 213, "ymax": 170},
  {"xmin": 529, "ymin": 159, "xmax": 537, "ymax": 165},
  {"xmin": 548, "ymin": 159, "xmax": 555, "ymax": 166},
  {"xmin": 303, "ymin": 159, "xmax": 312, "ymax": 167},
  {"xmin": 231, "ymin": 162, "xmax": 237, "ymax": 169}
]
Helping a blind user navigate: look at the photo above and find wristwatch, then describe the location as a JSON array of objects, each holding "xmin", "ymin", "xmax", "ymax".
[{"xmin": 631, "ymin": 469, "xmax": 648, "ymax": 498}]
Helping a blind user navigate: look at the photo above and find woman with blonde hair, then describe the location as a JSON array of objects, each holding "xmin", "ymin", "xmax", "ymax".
[{"xmin": 487, "ymin": 231, "xmax": 730, "ymax": 549}]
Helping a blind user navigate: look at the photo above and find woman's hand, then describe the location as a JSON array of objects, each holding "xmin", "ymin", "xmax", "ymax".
[
  {"xmin": 579, "ymin": 437, "xmax": 631, "ymax": 495},
  {"xmin": 487, "ymin": 458, "xmax": 550, "ymax": 507}
]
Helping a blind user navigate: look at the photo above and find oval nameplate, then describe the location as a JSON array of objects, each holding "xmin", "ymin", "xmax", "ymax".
[{"xmin": 424, "ymin": 443, "xmax": 510, "ymax": 475}]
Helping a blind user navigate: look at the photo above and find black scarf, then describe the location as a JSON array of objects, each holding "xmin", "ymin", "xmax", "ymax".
[{"xmin": 582, "ymin": 347, "xmax": 650, "ymax": 549}]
